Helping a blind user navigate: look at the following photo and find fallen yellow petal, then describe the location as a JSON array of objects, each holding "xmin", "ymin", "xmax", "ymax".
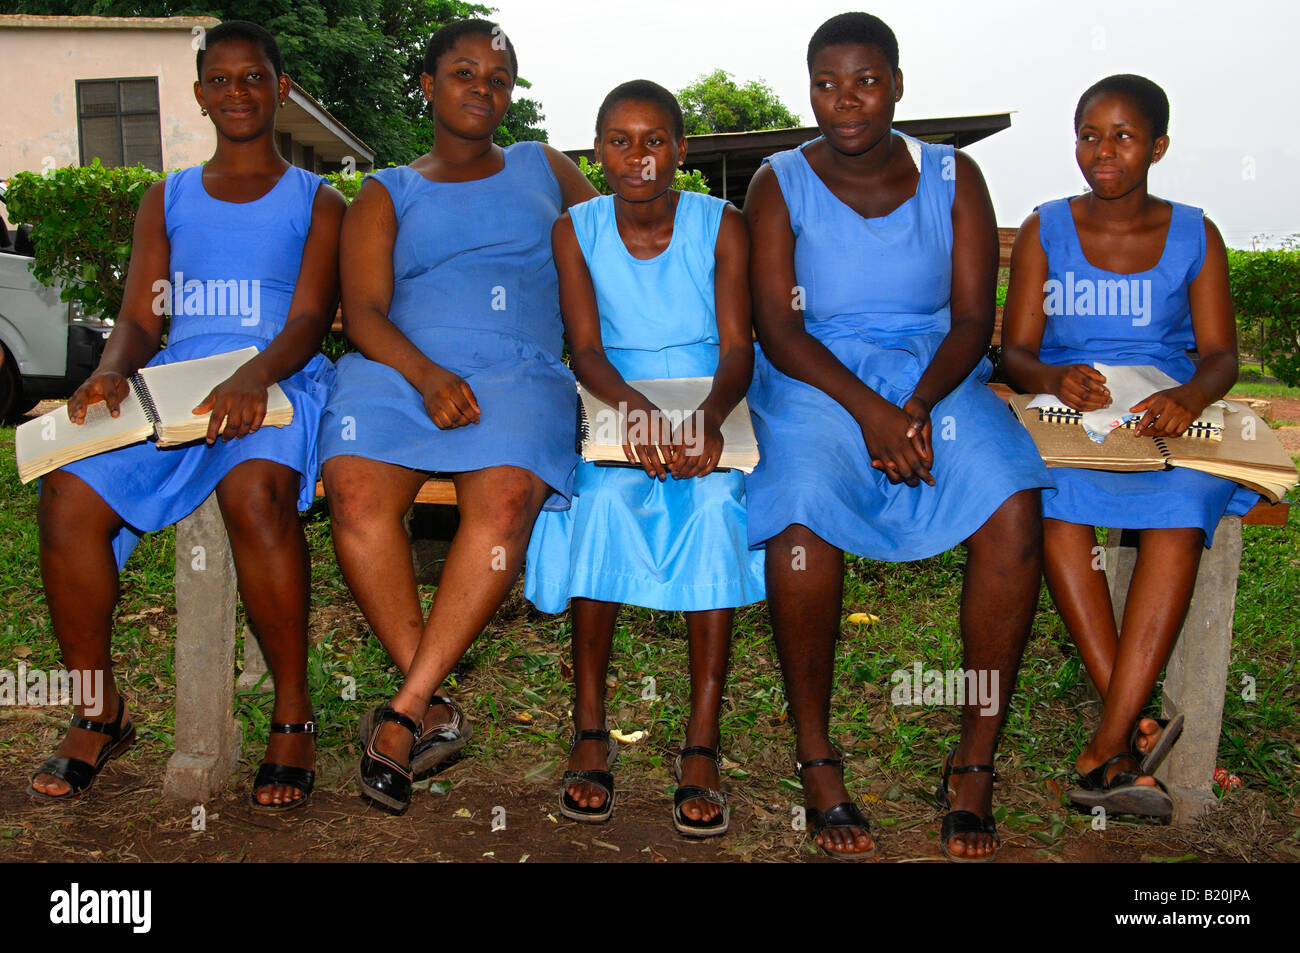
[{"xmin": 610, "ymin": 728, "xmax": 647, "ymax": 744}]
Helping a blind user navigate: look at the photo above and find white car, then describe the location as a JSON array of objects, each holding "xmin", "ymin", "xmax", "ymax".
[{"xmin": 0, "ymin": 187, "xmax": 112, "ymax": 421}]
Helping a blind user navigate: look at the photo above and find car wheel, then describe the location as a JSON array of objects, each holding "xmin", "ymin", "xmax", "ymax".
[{"xmin": 0, "ymin": 345, "xmax": 24, "ymax": 422}]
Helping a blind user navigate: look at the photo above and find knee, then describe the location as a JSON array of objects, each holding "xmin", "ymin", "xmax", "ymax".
[
  {"xmin": 38, "ymin": 472, "xmax": 110, "ymax": 549},
  {"xmin": 979, "ymin": 490, "xmax": 1043, "ymax": 562},
  {"xmin": 464, "ymin": 472, "xmax": 542, "ymax": 539},
  {"xmin": 323, "ymin": 465, "xmax": 396, "ymax": 537},
  {"xmin": 220, "ymin": 477, "xmax": 295, "ymax": 543}
]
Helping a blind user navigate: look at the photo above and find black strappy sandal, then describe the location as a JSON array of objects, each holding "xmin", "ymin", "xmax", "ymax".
[
  {"xmin": 672, "ymin": 746, "xmax": 729, "ymax": 838},
  {"xmin": 410, "ymin": 694, "xmax": 473, "ymax": 777},
  {"xmin": 558, "ymin": 727, "xmax": 618, "ymax": 823},
  {"xmin": 28, "ymin": 698, "xmax": 136, "ymax": 802},
  {"xmin": 1067, "ymin": 751, "xmax": 1173, "ymax": 818},
  {"xmin": 358, "ymin": 694, "xmax": 474, "ymax": 779},
  {"xmin": 1130, "ymin": 713, "xmax": 1184, "ymax": 776},
  {"xmin": 935, "ymin": 751, "xmax": 1001, "ymax": 863},
  {"xmin": 249, "ymin": 716, "xmax": 318, "ymax": 813},
  {"xmin": 796, "ymin": 755, "xmax": 876, "ymax": 861},
  {"xmin": 357, "ymin": 705, "xmax": 421, "ymax": 815}
]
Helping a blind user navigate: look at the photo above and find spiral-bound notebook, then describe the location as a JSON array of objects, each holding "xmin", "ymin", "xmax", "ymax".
[
  {"xmin": 1008, "ymin": 393, "xmax": 1297, "ymax": 503},
  {"xmin": 576, "ymin": 377, "xmax": 759, "ymax": 473},
  {"xmin": 15, "ymin": 347, "xmax": 292, "ymax": 484}
]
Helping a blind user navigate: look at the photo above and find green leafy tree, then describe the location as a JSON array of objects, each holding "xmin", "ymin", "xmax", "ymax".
[
  {"xmin": 10, "ymin": 1, "xmax": 548, "ymax": 163},
  {"xmin": 676, "ymin": 69, "xmax": 800, "ymax": 135}
]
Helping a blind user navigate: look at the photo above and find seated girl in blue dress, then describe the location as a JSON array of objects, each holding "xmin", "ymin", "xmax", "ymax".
[
  {"xmin": 1002, "ymin": 75, "xmax": 1257, "ymax": 817},
  {"xmin": 31, "ymin": 21, "xmax": 345, "ymax": 810},
  {"xmin": 524, "ymin": 81, "xmax": 764, "ymax": 836},
  {"xmin": 743, "ymin": 13, "xmax": 1054, "ymax": 861},
  {"xmin": 317, "ymin": 20, "xmax": 597, "ymax": 814}
]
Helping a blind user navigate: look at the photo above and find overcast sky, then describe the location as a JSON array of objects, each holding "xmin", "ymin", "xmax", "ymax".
[{"xmin": 490, "ymin": 0, "xmax": 1297, "ymax": 248}]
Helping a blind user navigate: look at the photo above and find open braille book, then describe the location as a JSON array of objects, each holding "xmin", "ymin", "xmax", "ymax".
[
  {"xmin": 576, "ymin": 376, "xmax": 759, "ymax": 474},
  {"xmin": 15, "ymin": 347, "xmax": 292, "ymax": 484},
  {"xmin": 1008, "ymin": 392, "xmax": 1297, "ymax": 504}
]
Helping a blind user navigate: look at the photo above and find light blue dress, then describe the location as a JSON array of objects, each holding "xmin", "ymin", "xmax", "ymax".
[
  {"xmin": 1035, "ymin": 197, "xmax": 1258, "ymax": 545},
  {"xmin": 59, "ymin": 165, "xmax": 335, "ymax": 569},
  {"xmin": 745, "ymin": 134, "xmax": 1054, "ymax": 560},
  {"xmin": 524, "ymin": 191, "xmax": 766, "ymax": 613},
  {"xmin": 318, "ymin": 142, "xmax": 576, "ymax": 505}
]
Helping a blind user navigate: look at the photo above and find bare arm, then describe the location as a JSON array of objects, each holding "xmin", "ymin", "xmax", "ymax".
[
  {"xmin": 677, "ymin": 204, "xmax": 754, "ymax": 477},
  {"xmin": 910, "ymin": 150, "xmax": 997, "ymax": 411},
  {"xmin": 542, "ymin": 143, "xmax": 600, "ymax": 211},
  {"xmin": 339, "ymin": 176, "xmax": 479, "ymax": 429},
  {"xmin": 1131, "ymin": 217, "xmax": 1238, "ymax": 436},
  {"xmin": 744, "ymin": 163, "xmax": 932, "ymax": 486},
  {"xmin": 66, "ymin": 180, "xmax": 169, "ymax": 423},
  {"xmin": 556, "ymin": 213, "xmax": 674, "ymax": 479},
  {"xmin": 1002, "ymin": 211, "xmax": 1110, "ymax": 410},
  {"xmin": 195, "ymin": 182, "xmax": 348, "ymax": 442}
]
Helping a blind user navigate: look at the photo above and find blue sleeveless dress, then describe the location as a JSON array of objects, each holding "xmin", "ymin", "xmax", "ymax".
[
  {"xmin": 1035, "ymin": 197, "xmax": 1258, "ymax": 545},
  {"xmin": 318, "ymin": 142, "xmax": 576, "ymax": 505},
  {"xmin": 745, "ymin": 134, "xmax": 1054, "ymax": 560},
  {"xmin": 524, "ymin": 192, "xmax": 766, "ymax": 613},
  {"xmin": 59, "ymin": 164, "xmax": 336, "ymax": 569}
]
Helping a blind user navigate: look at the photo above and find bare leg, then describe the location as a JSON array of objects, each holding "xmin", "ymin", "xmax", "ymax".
[
  {"xmin": 944, "ymin": 489, "xmax": 1041, "ymax": 859},
  {"xmin": 371, "ymin": 466, "xmax": 551, "ymax": 763},
  {"xmin": 1073, "ymin": 527, "xmax": 1203, "ymax": 780},
  {"xmin": 766, "ymin": 523, "xmax": 873, "ymax": 857},
  {"xmin": 564, "ymin": 597, "xmax": 618, "ymax": 810},
  {"xmin": 30, "ymin": 471, "xmax": 127, "ymax": 795},
  {"xmin": 324, "ymin": 456, "xmax": 428, "ymax": 671},
  {"xmin": 324, "ymin": 456, "xmax": 453, "ymax": 733},
  {"xmin": 1043, "ymin": 519, "xmax": 1193, "ymax": 778},
  {"xmin": 678, "ymin": 607, "xmax": 733, "ymax": 822},
  {"xmin": 216, "ymin": 460, "xmax": 315, "ymax": 806}
]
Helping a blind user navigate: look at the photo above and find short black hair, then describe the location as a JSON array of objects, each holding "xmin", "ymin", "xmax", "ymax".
[
  {"xmin": 196, "ymin": 20, "xmax": 282, "ymax": 79},
  {"xmin": 595, "ymin": 80, "xmax": 685, "ymax": 140},
  {"xmin": 423, "ymin": 18, "xmax": 518, "ymax": 81},
  {"xmin": 1074, "ymin": 74, "xmax": 1170, "ymax": 139},
  {"xmin": 807, "ymin": 12, "xmax": 899, "ymax": 73}
]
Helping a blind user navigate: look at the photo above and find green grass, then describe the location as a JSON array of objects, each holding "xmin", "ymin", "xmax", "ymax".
[
  {"xmin": 1, "ymin": 423, "xmax": 1297, "ymax": 836},
  {"xmin": 1231, "ymin": 365, "xmax": 1300, "ymax": 400}
]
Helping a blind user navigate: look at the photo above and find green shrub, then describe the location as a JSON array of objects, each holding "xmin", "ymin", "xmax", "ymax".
[
  {"xmin": 5, "ymin": 161, "xmax": 162, "ymax": 322},
  {"xmin": 1228, "ymin": 249, "xmax": 1300, "ymax": 386}
]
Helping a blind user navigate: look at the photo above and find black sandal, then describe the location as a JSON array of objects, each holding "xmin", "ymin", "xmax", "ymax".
[
  {"xmin": 28, "ymin": 698, "xmax": 136, "ymax": 801},
  {"xmin": 935, "ymin": 751, "xmax": 1001, "ymax": 863},
  {"xmin": 249, "ymin": 716, "xmax": 318, "ymax": 813},
  {"xmin": 1068, "ymin": 751, "xmax": 1173, "ymax": 818},
  {"xmin": 558, "ymin": 728, "xmax": 617, "ymax": 823},
  {"xmin": 796, "ymin": 755, "xmax": 876, "ymax": 861},
  {"xmin": 672, "ymin": 746, "xmax": 729, "ymax": 838},
  {"xmin": 410, "ymin": 694, "xmax": 473, "ymax": 777},
  {"xmin": 357, "ymin": 705, "xmax": 421, "ymax": 815},
  {"xmin": 1130, "ymin": 714, "xmax": 1184, "ymax": 776}
]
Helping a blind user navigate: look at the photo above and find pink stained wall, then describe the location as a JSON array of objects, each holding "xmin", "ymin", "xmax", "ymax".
[{"xmin": 0, "ymin": 18, "xmax": 220, "ymax": 180}]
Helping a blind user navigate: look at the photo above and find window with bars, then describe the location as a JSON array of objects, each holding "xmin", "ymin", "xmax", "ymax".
[{"xmin": 76, "ymin": 77, "xmax": 163, "ymax": 171}]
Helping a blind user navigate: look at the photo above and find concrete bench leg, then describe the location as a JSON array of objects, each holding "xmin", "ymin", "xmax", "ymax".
[
  {"xmin": 163, "ymin": 493, "xmax": 241, "ymax": 802},
  {"xmin": 236, "ymin": 624, "xmax": 271, "ymax": 692},
  {"xmin": 1104, "ymin": 516, "xmax": 1240, "ymax": 825}
]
